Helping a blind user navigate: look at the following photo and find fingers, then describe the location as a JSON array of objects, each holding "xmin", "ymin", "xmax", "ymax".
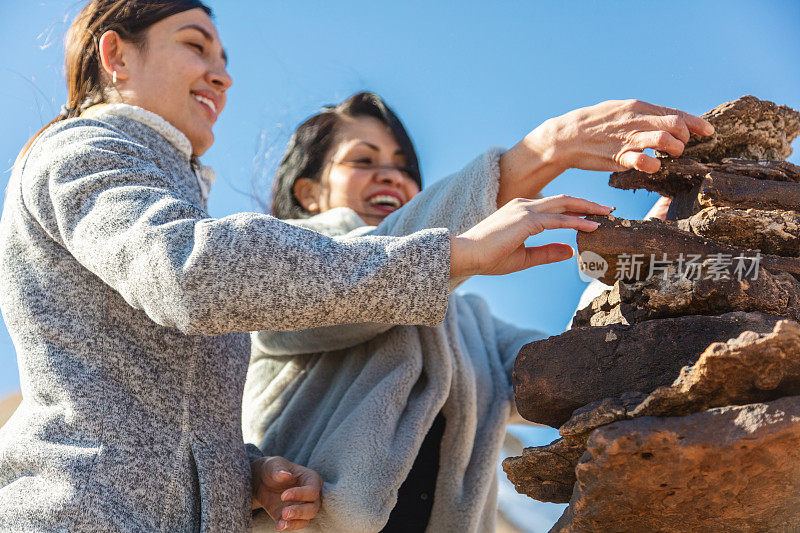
[
  {"xmin": 618, "ymin": 151, "xmax": 661, "ymax": 173},
  {"xmin": 280, "ymin": 484, "xmax": 321, "ymax": 503},
  {"xmin": 276, "ymin": 499, "xmax": 321, "ymax": 528},
  {"xmin": 532, "ymin": 213, "xmax": 601, "ymax": 233},
  {"xmin": 674, "ymin": 109, "xmax": 714, "ymax": 137},
  {"xmin": 634, "ymin": 100, "xmax": 714, "ymax": 137},
  {"xmin": 629, "ymin": 130, "xmax": 685, "ymax": 157},
  {"xmin": 532, "ymin": 195, "xmax": 613, "ymax": 216},
  {"xmin": 655, "ymin": 114, "xmax": 691, "ymax": 144},
  {"xmin": 260, "ymin": 457, "xmax": 297, "ymax": 490},
  {"xmin": 644, "ymin": 196, "xmax": 672, "ymax": 220},
  {"xmin": 281, "ymin": 501, "xmax": 321, "ymax": 522},
  {"xmin": 275, "ymin": 517, "xmax": 310, "ymax": 531}
]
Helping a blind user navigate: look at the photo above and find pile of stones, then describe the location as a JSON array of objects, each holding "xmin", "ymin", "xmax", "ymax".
[{"xmin": 503, "ymin": 96, "xmax": 800, "ymax": 532}]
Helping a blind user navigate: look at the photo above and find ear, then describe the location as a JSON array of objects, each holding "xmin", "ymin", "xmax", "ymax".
[
  {"xmin": 98, "ymin": 30, "xmax": 134, "ymax": 84},
  {"xmin": 293, "ymin": 178, "xmax": 322, "ymax": 213}
]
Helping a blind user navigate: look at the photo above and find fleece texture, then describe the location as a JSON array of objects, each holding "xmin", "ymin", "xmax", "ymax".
[
  {"xmin": 243, "ymin": 149, "xmax": 547, "ymax": 533},
  {"xmin": 0, "ymin": 104, "xmax": 452, "ymax": 532}
]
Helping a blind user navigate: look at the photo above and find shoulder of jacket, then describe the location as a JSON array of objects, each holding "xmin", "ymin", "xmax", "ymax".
[{"xmin": 25, "ymin": 117, "xmax": 159, "ymax": 168}]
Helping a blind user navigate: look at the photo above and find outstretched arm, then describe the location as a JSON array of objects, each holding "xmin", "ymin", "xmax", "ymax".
[{"xmin": 22, "ymin": 121, "xmax": 452, "ymax": 336}]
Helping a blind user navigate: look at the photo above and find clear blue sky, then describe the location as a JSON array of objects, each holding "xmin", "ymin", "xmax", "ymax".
[
  {"xmin": 1, "ymin": 3, "xmax": 798, "ymax": 530},
  {"xmin": 1, "ymin": 1, "xmax": 799, "ymax": 402}
]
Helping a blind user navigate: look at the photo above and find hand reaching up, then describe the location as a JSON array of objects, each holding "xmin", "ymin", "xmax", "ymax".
[{"xmin": 450, "ymin": 194, "xmax": 612, "ymax": 278}]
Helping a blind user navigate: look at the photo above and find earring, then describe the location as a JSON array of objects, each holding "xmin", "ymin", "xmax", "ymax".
[{"xmin": 112, "ymin": 70, "xmax": 117, "ymax": 84}]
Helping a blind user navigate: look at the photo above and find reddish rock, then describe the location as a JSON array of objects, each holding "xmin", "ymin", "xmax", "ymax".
[
  {"xmin": 553, "ymin": 395, "xmax": 800, "ymax": 532},
  {"xmin": 680, "ymin": 95, "xmax": 800, "ymax": 162},
  {"xmin": 513, "ymin": 312, "xmax": 781, "ymax": 427}
]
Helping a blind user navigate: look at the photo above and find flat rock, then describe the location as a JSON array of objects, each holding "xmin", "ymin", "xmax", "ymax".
[
  {"xmin": 501, "ymin": 435, "xmax": 587, "ymax": 503},
  {"xmin": 679, "ymin": 95, "xmax": 800, "ymax": 162},
  {"xmin": 577, "ymin": 215, "xmax": 800, "ymax": 285},
  {"xmin": 509, "ymin": 320, "xmax": 800, "ymax": 507},
  {"xmin": 678, "ymin": 206, "xmax": 800, "ymax": 256},
  {"xmin": 513, "ymin": 312, "xmax": 782, "ymax": 427},
  {"xmin": 609, "ymin": 157, "xmax": 800, "ymax": 197},
  {"xmin": 553, "ymin": 395, "xmax": 800, "ymax": 532},
  {"xmin": 572, "ymin": 266, "xmax": 800, "ymax": 327},
  {"xmin": 698, "ymin": 169, "xmax": 800, "ymax": 211}
]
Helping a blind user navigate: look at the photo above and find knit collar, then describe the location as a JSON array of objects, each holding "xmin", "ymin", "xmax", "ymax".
[
  {"xmin": 82, "ymin": 103, "xmax": 194, "ymax": 161},
  {"xmin": 82, "ymin": 103, "xmax": 216, "ymax": 201}
]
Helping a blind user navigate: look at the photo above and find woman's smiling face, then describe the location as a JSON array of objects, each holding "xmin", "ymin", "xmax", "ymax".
[
  {"xmin": 111, "ymin": 8, "xmax": 231, "ymax": 156},
  {"xmin": 297, "ymin": 116, "xmax": 421, "ymax": 226}
]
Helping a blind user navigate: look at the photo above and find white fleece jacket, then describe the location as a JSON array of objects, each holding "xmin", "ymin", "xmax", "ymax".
[{"xmin": 242, "ymin": 149, "xmax": 546, "ymax": 533}]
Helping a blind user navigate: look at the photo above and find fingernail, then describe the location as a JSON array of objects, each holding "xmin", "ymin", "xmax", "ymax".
[
  {"xmin": 589, "ymin": 221, "xmax": 600, "ymax": 228},
  {"xmin": 279, "ymin": 470, "xmax": 292, "ymax": 477},
  {"xmin": 276, "ymin": 520, "xmax": 286, "ymax": 531},
  {"xmin": 705, "ymin": 123, "xmax": 715, "ymax": 135},
  {"xmin": 609, "ymin": 206, "xmax": 617, "ymax": 212},
  {"xmin": 284, "ymin": 509, "xmax": 294, "ymax": 520}
]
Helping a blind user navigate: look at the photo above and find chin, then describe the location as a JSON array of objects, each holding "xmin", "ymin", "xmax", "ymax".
[{"xmin": 189, "ymin": 130, "xmax": 214, "ymax": 156}]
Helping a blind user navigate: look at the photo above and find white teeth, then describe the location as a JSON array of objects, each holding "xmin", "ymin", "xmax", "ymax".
[
  {"xmin": 193, "ymin": 93, "xmax": 217, "ymax": 114},
  {"xmin": 368, "ymin": 195, "xmax": 402, "ymax": 208}
]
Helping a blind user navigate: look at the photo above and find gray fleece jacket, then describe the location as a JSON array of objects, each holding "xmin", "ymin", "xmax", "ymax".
[
  {"xmin": 243, "ymin": 149, "xmax": 546, "ymax": 533},
  {"xmin": 0, "ymin": 104, "xmax": 452, "ymax": 532}
]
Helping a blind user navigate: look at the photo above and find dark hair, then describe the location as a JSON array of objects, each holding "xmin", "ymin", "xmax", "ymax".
[
  {"xmin": 20, "ymin": 0, "xmax": 212, "ymax": 156},
  {"xmin": 270, "ymin": 92, "xmax": 422, "ymax": 220}
]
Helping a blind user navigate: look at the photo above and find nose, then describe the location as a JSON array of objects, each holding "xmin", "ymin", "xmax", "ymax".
[
  {"xmin": 208, "ymin": 63, "xmax": 233, "ymax": 93},
  {"xmin": 374, "ymin": 166, "xmax": 405, "ymax": 186}
]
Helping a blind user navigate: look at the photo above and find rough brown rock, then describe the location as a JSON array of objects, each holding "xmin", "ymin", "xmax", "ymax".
[
  {"xmin": 680, "ymin": 95, "xmax": 800, "ymax": 162},
  {"xmin": 508, "ymin": 321, "xmax": 800, "ymax": 508},
  {"xmin": 609, "ymin": 157, "xmax": 800, "ymax": 197},
  {"xmin": 677, "ymin": 206, "xmax": 800, "ymax": 256},
  {"xmin": 512, "ymin": 312, "xmax": 782, "ymax": 427},
  {"xmin": 698, "ymin": 169, "xmax": 800, "ymax": 211},
  {"xmin": 711, "ymin": 158, "xmax": 800, "ymax": 181},
  {"xmin": 501, "ymin": 434, "xmax": 587, "ymax": 503},
  {"xmin": 553, "ymin": 395, "xmax": 800, "ymax": 532},
  {"xmin": 609, "ymin": 157, "xmax": 709, "ymax": 197},
  {"xmin": 577, "ymin": 215, "xmax": 800, "ymax": 285},
  {"xmin": 633, "ymin": 320, "xmax": 800, "ymax": 416},
  {"xmin": 572, "ymin": 266, "xmax": 800, "ymax": 328}
]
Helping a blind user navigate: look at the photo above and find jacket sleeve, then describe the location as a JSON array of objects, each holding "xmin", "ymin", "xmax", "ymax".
[
  {"xmin": 456, "ymin": 294, "xmax": 549, "ymax": 425},
  {"xmin": 251, "ymin": 148, "xmax": 505, "ymax": 357},
  {"xmin": 20, "ymin": 122, "xmax": 450, "ymax": 335}
]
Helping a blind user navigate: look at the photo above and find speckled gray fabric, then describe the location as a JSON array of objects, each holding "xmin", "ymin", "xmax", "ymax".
[
  {"xmin": 243, "ymin": 150, "xmax": 547, "ymax": 533},
  {"xmin": 0, "ymin": 104, "xmax": 450, "ymax": 532}
]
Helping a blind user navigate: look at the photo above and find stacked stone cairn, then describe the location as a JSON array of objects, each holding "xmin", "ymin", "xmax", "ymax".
[{"xmin": 502, "ymin": 96, "xmax": 800, "ymax": 532}]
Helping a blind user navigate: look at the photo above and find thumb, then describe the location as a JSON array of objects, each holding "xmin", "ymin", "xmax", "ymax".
[
  {"xmin": 260, "ymin": 457, "xmax": 297, "ymax": 489},
  {"xmin": 521, "ymin": 243, "xmax": 574, "ymax": 269}
]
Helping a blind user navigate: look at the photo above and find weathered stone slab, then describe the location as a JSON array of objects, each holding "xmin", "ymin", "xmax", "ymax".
[
  {"xmin": 553, "ymin": 395, "xmax": 800, "ymax": 532},
  {"xmin": 501, "ymin": 434, "xmax": 586, "ymax": 503},
  {"xmin": 698, "ymin": 170, "xmax": 800, "ymax": 211},
  {"xmin": 713, "ymin": 158, "xmax": 800, "ymax": 182},
  {"xmin": 513, "ymin": 312, "xmax": 782, "ymax": 427},
  {"xmin": 677, "ymin": 206, "xmax": 800, "ymax": 256},
  {"xmin": 572, "ymin": 266, "xmax": 800, "ymax": 328},
  {"xmin": 609, "ymin": 157, "xmax": 709, "ymax": 197},
  {"xmin": 508, "ymin": 321, "xmax": 800, "ymax": 508},
  {"xmin": 610, "ymin": 157, "xmax": 800, "ymax": 197},
  {"xmin": 679, "ymin": 95, "xmax": 800, "ymax": 162},
  {"xmin": 577, "ymin": 215, "xmax": 800, "ymax": 285}
]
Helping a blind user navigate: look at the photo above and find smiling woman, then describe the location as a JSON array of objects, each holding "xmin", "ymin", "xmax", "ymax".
[
  {"xmin": 244, "ymin": 91, "xmax": 714, "ymax": 532},
  {"xmin": 271, "ymin": 92, "xmax": 423, "ymax": 225},
  {"xmin": 0, "ymin": 1, "xmax": 629, "ymax": 532}
]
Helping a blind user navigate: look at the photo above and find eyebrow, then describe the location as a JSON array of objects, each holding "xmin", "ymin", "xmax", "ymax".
[
  {"xmin": 178, "ymin": 24, "xmax": 228, "ymax": 65},
  {"xmin": 355, "ymin": 141, "xmax": 405, "ymax": 156}
]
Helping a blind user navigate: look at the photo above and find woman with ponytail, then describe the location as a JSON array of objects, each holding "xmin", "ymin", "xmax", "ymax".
[{"xmin": 0, "ymin": 1, "xmax": 620, "ymax": 531}]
